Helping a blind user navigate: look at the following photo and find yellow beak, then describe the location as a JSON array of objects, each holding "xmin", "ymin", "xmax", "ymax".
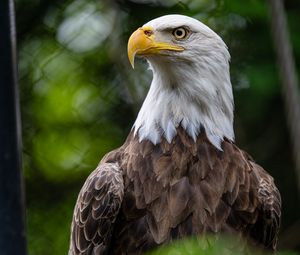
[{"xmin": 127, "ymin": 26, "xmax": 184, "ymax": 68}]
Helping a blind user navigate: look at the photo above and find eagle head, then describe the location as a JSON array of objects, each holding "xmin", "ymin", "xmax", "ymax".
[{"xmin": 127, "ymin": 14, "xmax": 234, "ymax": 150}]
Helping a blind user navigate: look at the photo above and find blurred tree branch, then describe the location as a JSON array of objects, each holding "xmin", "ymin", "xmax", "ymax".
[{"xmin": 268, "ymin": 0, "xmax": 300, "ymax": 195}]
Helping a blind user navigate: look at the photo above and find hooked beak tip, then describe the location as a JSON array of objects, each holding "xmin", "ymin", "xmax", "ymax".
[{"xmin": 129, "ymin": 53, "xmax": 135, "ymax": 69}]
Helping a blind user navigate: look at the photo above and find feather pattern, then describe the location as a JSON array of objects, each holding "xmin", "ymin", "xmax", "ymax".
[
  {"xmin": 69, "ymin": 163, "xmax": 124, "ymax": 255},
  {"xmin": 68, "ymin": 128, "xmax": 281, "ymax": 254},
  {"xmin": 69, "ymin": 128, "xmax": 281, "ymax": 255}
]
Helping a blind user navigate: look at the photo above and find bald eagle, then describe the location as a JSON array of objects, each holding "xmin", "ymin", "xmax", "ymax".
[{"xmin": 69, "ymin": 15, "xmax": 281, "ymax": 255}]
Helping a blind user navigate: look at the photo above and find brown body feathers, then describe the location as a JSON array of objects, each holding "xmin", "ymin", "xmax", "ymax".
[{"xmin": 69, "ymin": 128, "xmax": 281, "ymax": 254}]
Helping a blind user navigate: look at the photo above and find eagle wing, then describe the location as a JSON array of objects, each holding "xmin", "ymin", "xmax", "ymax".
[
  {"xmin": 69, "ymin": 163, "xmax": 124, "ymax": 255},
  {"xmin": 218, "ymin": 143, "xmax": 281, "ymax": 250},
  {"xmin": 249, "ymin": 162, "xmax": 281, "ymax": 250},
  {"xmin": 226, "ymin": 149, "xmax": 281, "ymax": 250}
]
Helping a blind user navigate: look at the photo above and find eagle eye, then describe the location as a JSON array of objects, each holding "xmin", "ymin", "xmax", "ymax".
[{"xmin": 172, "ymin": 27, "xmax": 188, "ymax": 40}]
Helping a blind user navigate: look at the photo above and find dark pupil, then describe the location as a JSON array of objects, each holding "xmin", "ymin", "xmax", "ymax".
[{"xmin": 176, "ymin": 29, "xmax": 183, "ymax": 37}]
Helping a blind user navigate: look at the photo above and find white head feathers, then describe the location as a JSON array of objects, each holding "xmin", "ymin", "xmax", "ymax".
[{"xmin": 132, "ymin": 14, "xmax": 234, "ymax": 150}]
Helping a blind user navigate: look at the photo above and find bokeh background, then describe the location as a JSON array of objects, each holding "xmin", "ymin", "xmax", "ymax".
[{"xmin": 16, "ymin": 0, "xmax": 300, "ymax": 254}]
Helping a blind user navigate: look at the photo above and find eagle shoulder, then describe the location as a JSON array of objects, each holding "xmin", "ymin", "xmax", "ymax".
[{"xmin": 69, "ymin": 163, "xmax": 124, "ymax": 255}]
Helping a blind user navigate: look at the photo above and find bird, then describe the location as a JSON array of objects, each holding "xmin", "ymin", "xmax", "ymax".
[{"xmin": 68, "ymin": 14, "xmax": 281, "ymax": 255}]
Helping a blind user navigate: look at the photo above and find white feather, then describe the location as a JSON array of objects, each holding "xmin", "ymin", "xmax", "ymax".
[{"xmin": 133, "ymin": 15, "xmax": 235, "ymax": 150}]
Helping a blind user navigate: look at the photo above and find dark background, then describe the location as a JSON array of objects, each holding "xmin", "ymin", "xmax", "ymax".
[{"xmin": 15, "ymin": 0, "xmax": 300, "ymax": 254}]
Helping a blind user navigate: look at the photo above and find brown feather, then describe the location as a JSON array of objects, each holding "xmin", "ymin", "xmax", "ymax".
[{"xmin": 69, "ymin": 163, "xmax": 124, "ymax": 255}]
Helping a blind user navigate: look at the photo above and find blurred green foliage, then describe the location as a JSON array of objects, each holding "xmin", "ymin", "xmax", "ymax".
[
  {"xmin": 16, "ymin": 0, "xmax": 300, "ymax": 254},
  {"xmin": 149, "ymin": 236, "xmax": 298, "ymax": 255}
]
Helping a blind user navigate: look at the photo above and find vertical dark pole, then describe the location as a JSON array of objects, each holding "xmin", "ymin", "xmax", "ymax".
[{"xmin": 0, "ymin": 0, "xmax": 27, "ymax": 254}]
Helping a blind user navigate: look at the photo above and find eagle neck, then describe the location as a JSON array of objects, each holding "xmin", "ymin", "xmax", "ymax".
[{"xmin": 133, "ymin": 59, "xmax": 235, "ymax": 150}]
